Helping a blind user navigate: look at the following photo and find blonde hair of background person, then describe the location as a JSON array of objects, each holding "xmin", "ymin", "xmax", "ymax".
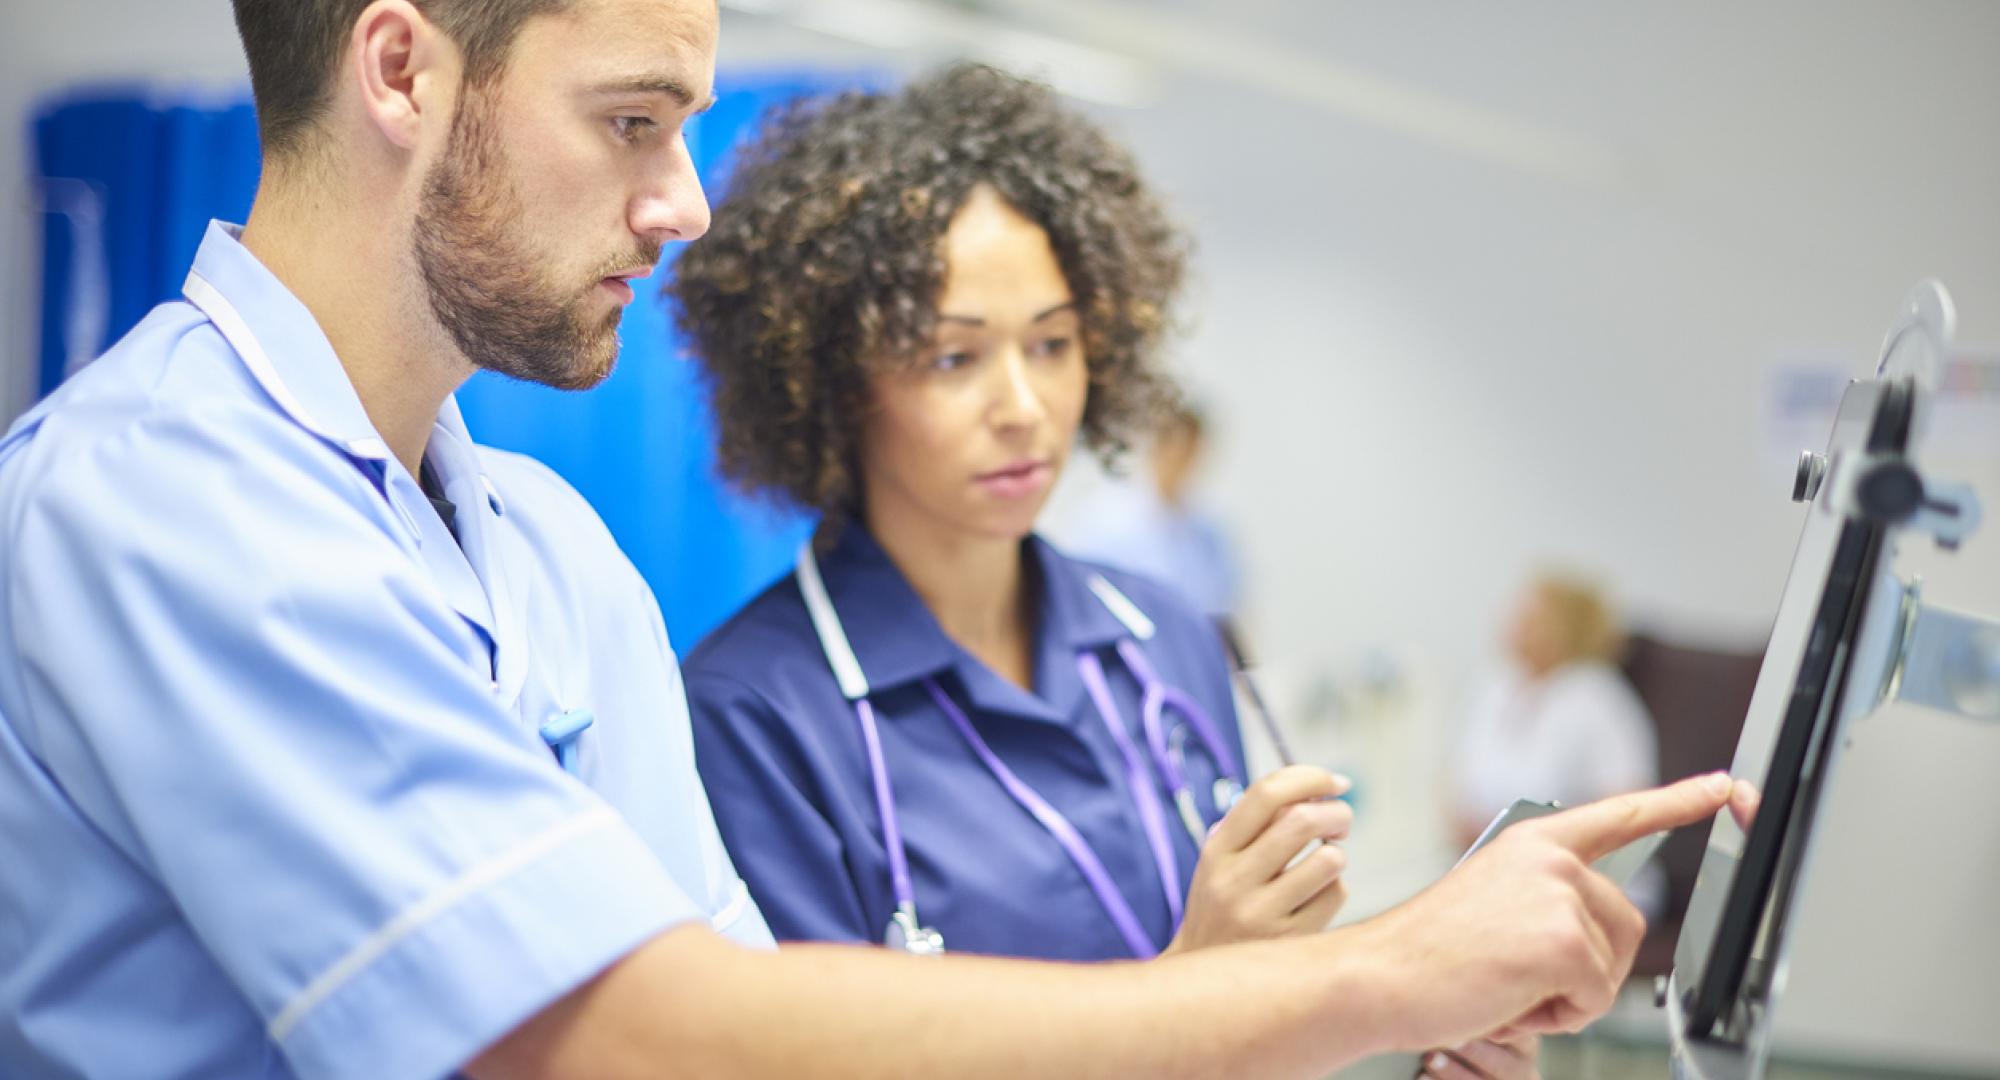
[
  {"xmin": 1452, "ymin": 573, "xmax": 1662, "ymax": 854},
  {"xmin": 1517, "ymin": 574, "xmax": 1626, "ymax": 671}
]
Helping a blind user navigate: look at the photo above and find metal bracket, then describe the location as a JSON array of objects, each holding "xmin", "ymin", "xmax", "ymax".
[
  {"xmin": 1880, "ymin": 587, "xmax": 2000, "ymax": 722},
  {"xmin": 1814, "ymin": 451, "xmax": 1984, "ymax": 551},
  {"xmin": 1908, "ymin": 480, "xmax": 1984, "ymax": 552}
]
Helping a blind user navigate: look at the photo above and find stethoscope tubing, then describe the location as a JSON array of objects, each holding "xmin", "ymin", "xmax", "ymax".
[
  {"xmin": 923, "ymin": 679, "xmax": 1164, "ymax": 959},
  {"xmin": 1076, "ymin": 650, "xmax": 1186, "ymax": 926},
  {"xmin": 853, "ymin": 697, "xmax": 917, "ymax": 921},
  {"xmin": 798, "ymin": 546, "xmax": 1255, "ymax": 957},
  {"xmin": 865, "ymin": 643, "xmax": 1242, "ymax": 957}
]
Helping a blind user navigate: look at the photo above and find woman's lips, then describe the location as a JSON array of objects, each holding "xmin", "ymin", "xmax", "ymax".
[{"xmin": 974, "ymin": 460, "xmax": 1052, "ymax": 500}]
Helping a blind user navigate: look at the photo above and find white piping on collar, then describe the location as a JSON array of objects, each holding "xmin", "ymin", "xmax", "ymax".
[
  {"xmin": 183, "ymin": 269, "xmax": 389, "ymax": 462},
  {"xmin": 1086, "ymin": 574, "xmax": 1157, "ymax": 642}
]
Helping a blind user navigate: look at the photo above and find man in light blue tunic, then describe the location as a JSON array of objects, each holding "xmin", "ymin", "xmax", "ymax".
[
  {"xmin": 0, "ymin": 1, "xmax": 1740, "ymax": 1077},
  {"xmin": 0, "ymin": 0, "xmax": 768, "ymax": 1073}
]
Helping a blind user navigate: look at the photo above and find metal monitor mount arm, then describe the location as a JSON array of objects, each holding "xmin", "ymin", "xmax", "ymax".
[
  {"xmin": 1803, "ymin": 445, "xmax": 1998, "ymax": 725},
  {"xmin": 1667, "ymin": 281, "xmax": 1994, "ymax": 1080}
]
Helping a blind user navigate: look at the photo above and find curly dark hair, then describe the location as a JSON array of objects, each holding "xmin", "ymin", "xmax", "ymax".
[{"xmin": 667, "ymin": 62, "xmax": 1190, "ymax": 519}]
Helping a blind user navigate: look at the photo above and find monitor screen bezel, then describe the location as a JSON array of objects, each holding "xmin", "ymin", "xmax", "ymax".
[{"xmin": 1678, "ymin": 377, "xmax": 1913, "ymax": 1040}]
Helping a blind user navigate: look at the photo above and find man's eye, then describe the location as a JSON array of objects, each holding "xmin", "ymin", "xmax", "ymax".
[{"xmin": 612, "ymin": 116, "xmax": 658, "ymax": 143}]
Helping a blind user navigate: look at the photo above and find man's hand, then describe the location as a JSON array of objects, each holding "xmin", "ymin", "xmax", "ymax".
[
  {"xmin": 1728, "ymin": 779, "xmax": 1760, "ymax": 832},
  {"xmin": 1351, "ymin": 772, "xmax": 1736, "ymax": 1051},
  {"xmin": 1165, "ymin": 765, "xmax": 1353, "ymax": 953},
  {"xmin": 1417, "ymin": 1034, "xmax": 1541, "ymax": 1080}
]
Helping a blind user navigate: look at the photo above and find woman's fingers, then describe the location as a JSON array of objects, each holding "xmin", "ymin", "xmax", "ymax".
[
  {"xmin": 1204, "ymin": 766, "xmax": 1347, "ymax": 855},
  {"xmin": 1236, "ymin": 795, "xmax": 1353, "ymax": 883},
  {"xmin": 1283, "ymin": 861, "xmax": 1349, "ymax": 932}
]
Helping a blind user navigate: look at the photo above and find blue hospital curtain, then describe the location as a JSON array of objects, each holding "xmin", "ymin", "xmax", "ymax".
[{"xmin": 33, "ymin": 70, "xmax": 874, "ymax": 648}]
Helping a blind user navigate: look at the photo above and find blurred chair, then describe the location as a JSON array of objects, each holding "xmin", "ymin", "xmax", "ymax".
[{"xmin": 1619, "ymin": 631, "xmax": 1763, "ymax": 978}]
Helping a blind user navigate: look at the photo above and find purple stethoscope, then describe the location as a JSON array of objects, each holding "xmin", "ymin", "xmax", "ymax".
[{"xmin": 796, "ymin": 547, "xmax": 1247, "ymax": 959}]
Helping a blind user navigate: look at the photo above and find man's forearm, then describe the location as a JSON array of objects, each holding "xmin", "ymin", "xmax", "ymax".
[
  {"xmin": 478, "ymin": 773, "xmax": 1746, "ymax": 1078},
  {"xmin": 474, "ymin": 921, "xmax": 1409, "ymax": 1079}
]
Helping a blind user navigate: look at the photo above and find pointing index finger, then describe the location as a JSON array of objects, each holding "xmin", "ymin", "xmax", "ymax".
[{"xmin": 1538, "ymin": 773, "xmax": 1735, "ymax": 863}]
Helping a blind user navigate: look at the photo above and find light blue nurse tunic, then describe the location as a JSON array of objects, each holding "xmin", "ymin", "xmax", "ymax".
[{"xmin": 0, "ymin": 222, "xmax": 772, "ymax": 1080}]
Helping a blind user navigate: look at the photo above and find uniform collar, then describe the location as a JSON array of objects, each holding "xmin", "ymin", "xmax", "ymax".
[
  {"xmin": 814, "ymin": 523, "xmax": 956, "ymax": 696},
  {"xmin": 182, "ymin": 220, "xmax": 526, "ymax": 707},
  {"xmin": 182, "ymin": 221, "xmax": 395, "ymax": 462},
  {"xmin": 425, "ymin": 396, "xmax": 527, "ymax": 706},
  {"xmin": 1032, "ymin": 534, "xmax": 1132, "ymax": 655},
  {"xmin": 816, "ymin": 524, "xmax": 1134, "ymax": 726}
]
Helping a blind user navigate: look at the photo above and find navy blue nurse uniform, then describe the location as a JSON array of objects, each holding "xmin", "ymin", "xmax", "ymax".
[{"xmin": 685, "ymin": 522, "xmax": 1247, "ymax": 961}]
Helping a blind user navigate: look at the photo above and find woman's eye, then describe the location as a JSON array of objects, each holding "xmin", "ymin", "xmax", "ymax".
[
  {"xmin": 1031, "ymin": 337, "xmax": 1074, "ymax": 359},
  {"xmin": 612, "ymin": 116, "xmax": 658, "ymax": 143},
  {"xmin": 932, "ymin": 350, "xmax": 974, "ymax": 372}
]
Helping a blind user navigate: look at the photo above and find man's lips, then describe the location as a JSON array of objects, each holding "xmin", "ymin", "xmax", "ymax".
[{"xmin": 599, "ymin": 266, "xmax": 654, "ymax": 303}]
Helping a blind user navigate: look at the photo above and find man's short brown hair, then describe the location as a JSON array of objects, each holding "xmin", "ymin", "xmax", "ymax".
[{"xmin": 229, "ymin": 0, "xmax": 570, "ymax": 157}]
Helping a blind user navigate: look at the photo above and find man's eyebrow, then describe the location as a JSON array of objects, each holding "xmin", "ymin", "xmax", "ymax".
[{"xmin": 589, "ymin": 75, "xmax": 715, "ymax": 111}]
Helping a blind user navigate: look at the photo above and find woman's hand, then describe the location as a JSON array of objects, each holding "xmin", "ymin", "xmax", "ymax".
[{"xmin": 1163, "ymin": 765, "xmax": 1353, "ymax": 953}]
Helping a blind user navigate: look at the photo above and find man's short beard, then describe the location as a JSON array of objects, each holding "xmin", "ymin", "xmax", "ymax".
[{"xmin": 413, "ymin": 88, "xmax": 649, "ymax": 391}]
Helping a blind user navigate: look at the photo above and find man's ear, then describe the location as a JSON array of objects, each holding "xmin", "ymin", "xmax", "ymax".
[{"xmin": 348, "ymin": 0, "xmax": 458, "ymax": 152}]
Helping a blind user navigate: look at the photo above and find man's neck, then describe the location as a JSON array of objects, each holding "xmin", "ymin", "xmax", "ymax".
[
  {"xmin": 865, "ymin": 500, "xmax": 1035, "ymax": 690},
  {"xmin": 238, "ymin": 175, "xmax": 470, "ymax": 479}
]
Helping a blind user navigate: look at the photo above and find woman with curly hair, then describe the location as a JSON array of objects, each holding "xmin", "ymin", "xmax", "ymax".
[{"xmin": 668, "ymin": 63, "xmax": 1355, "ymax": 964}]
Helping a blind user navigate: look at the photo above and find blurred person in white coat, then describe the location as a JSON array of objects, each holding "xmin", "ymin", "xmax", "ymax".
[{"xmin": 1452, "ymin": 573, "xmax": 1664, "ymax": 913}]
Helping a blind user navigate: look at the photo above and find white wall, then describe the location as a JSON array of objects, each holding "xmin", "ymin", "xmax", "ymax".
[{"xmin": 1067, "ymin": 0, "xmax": 2000, "ymax": 674}]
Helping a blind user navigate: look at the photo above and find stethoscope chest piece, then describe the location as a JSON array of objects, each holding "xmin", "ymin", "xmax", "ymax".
[
  {"xmin": 1213, "ymin": 778, "xmax": 1244, "ymax": 818},
  {"xmin": 885, "ymin": 904, "xmax": 945, "ymax": 956}
]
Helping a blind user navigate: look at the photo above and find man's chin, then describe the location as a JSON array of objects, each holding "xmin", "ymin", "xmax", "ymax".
[
  {"xmin": 543, "ymin": 352, "xmax": 618, "ymax": 392},
  {"xmin": 571, "ymin": 336, "xmax": 621, "ymax": 389},
  {"xmin": 487, "ymin": 324, "xmax": 621, "ymax": 390},
  {"xmin": 476, "ymin": 352, "xmax": 614, "ymax": 391}
]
